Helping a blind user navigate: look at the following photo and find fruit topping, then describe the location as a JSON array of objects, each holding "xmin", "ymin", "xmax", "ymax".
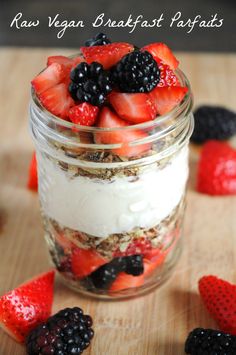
[
  {"xmin": 85, "ymin": 32, "xmax": 111, "ymax": 47},
  {"xmin": 69, "ymin": 62, "xmax": 112, "ymax": 106},
  {"xmin": 154, "ymin": 57, "xmax": 180, "ymax": 87},
  {"xmin": 197, "ymin": 141, "xmax": 236, "ymax": 195},
  {"xmin": 199, "ymin": 275, "xmax": 236, "ymax": 335},
  {"xmin": 185, "ymin": 328, "xmax": 236, "ymax": 354},
  {"xmin": 149, "ymin": 86, "xmax": 188, "ymax": 115},
  {"xmin": 47, "ymin": 55, "xmax": 74, "ymax": 68},
  {"xmin": 26, "ymin": 307, "xmax": 94, "ymax": 355},
  {"xmin": 112, "ymin": 50, "xmax": 160, "ymax": 93},
  {"xmin": 31, "ymin": 63, "xmax": 66, "ymax": 95},
  {"xmin": 109, "ymin": 92, "xmax": 157, "ymax": 123},
  {"xmin": 142, "ymin": 43, "xmax": 179, "ymax": 70},
  {"xmin": 71, "ymin": 248, "xmax": 107, "ymax": 279},
  {"xmin": 27, "ymin": 152, "xmax": 38, "ymax": 191},
  {"xmin": 0, "ymin": 270, "xmax": 55, "ymax": 342},
  {"xmin": 109, "ymin": 272, "xmax": 144, "ymax": 292},
  {"xmin": 39, "ymin": 83, "xmax": 74, "ymax": 119},
  {"xmin": 68, "ymin": 102, "xmax": 99, "ymax": 126},
  {"xmin": 191, "ymin": 106, "xmax": 236, "ymax": 144},
  {"xmin": 96, "ymin": 107, "xmax": 151, "ymax": 157},
  {"xmin": 81, "ymin": 42, "xmax": 134, "ymax": 69}
]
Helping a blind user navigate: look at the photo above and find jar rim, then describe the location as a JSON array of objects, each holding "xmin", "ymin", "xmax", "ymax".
[{"xmin": 31, "ymin": 67, "xmax": 193, "ymax": 133}]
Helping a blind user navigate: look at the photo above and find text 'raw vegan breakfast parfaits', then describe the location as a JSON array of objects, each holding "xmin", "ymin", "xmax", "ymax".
[{"xmin": 30, "ymin": 33, "xmax": 193, "ymax": 299}]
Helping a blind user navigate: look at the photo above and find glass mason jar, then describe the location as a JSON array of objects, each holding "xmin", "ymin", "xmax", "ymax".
[{"xmin": 29, "ymin": 69, "xmax": 193, "ymax": 300}]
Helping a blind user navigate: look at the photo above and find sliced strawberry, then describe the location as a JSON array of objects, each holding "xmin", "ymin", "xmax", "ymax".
[
  {"xmin": 81, "ymin": 43, "xmax": 134, "ymax": 69},
  {"xmin": 0, "ymin": 270, "xmax": 55, "ymax": 342},
  {"xmin": 149, "ymin": 86, "xmax": 188, "ymax": 115},
  {"xmin": 199, "ymin": 275, "xmax": 236, "ymax": 335},
  {"xmin": 31, "ymin": 63, "xmax": 66, "ymax": 95},
  {"xmin": 142, "ymin": 43, "xmax": 179, "ymax": 70},
  {"xmin": 27, "ymin": 152, "xmax": 38, "ymax": 191},
  {"xmin": 47, "ymin": 55, "xmax": 74, "ymax": 68},
  {"xmin": 71, "ymin": 248, "xmax": 107, "ymax": 279},
  {"xmin": 39, "ymin": 83, "xmax": 74, "ymax": 119},
  {"xmin": 96, "ymin": 107, "xmax": 151, "ymax": 158},
  {"xmin": 68, "ymin": 103, "xmax": 99, "ymax": 126},
  {"xmin": 110, "ymin": 272, "xmax": 144, "ymax": 292},
  {"xmin": 109, "ymin": 92, "xmax": 157, "ymax": 124},
  {"xmin": 143, "ymin": 254, "xmax": 166, "ymax": 278},
  {"xmin": 154, "ymin": 57, "xmax": 180, "ymax": 87}
]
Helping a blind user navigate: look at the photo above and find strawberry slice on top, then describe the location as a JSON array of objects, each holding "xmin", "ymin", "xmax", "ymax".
[
  {"xmin": 109, "ymin": 92, "xmax": 157, "ymax": 124},
  {"xmin": 31, "ymin": 63, "xmax": 66, "ymax": 95},
  {"xmin": 149, "ymin": 86, "xmax": 188, "ymax": 115},
  {"xmin": 96, "ymin": 107, "xmax": 151, "ymax": 158},
  {"xmin": 0, "ymin": 270, "xmax": 55, "ymax": 342},
  {"xmin": 47, "ymin": 55, "xmax": 74, "ymax": 68},
  {"xmin": 142, "ymin": 43, "xmax": 179, "ymax": 70},
  {"xmin": 81, "ymin": 42, "xmax": 134, "ymax": 69},
  {"xmin": 39, "ymin": 83, "xmax": 74, "ymax": 119},
  {"xmin": 154, "ymin": 57, "xmax": 180, "ymax": 87}
]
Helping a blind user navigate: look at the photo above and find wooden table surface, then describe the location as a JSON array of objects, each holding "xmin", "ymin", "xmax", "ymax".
[{"xmin": 0, "ymin": 48, "xmax": 236, "ymax": 355}]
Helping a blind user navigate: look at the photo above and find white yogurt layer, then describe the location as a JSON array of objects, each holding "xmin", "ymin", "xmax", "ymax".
[{"xmin": 38, "ymin": 147, "xmax": 189, "ymax": 238}]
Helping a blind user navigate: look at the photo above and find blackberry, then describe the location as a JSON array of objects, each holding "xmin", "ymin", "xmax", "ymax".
[
  {"xmin": 26, "ymin": 307, "xmax": 94, "ymax": 355},
  {"xmin": 191, "ymin": 106, "xmax": 236, "ymax": 144},
  {"xmin": 185, "ymin": 328, "xmax": 236, "ymax": 354},
  {"xmin": 124, "ymin": 255, "xmax": 144, "ymax": 276},
  {"xmin": 88, "ymin": 255, "xmax": 144, "ymax": 289},
  {"xmin": 88, "ymin": 257, "xmax": 126, "ymax": 289},
  {"xmin": 84, "ymin": 33, "xmax": 111, "ymax": 47},
  {"xmin": 112, "ymin": 50, "xmax": 160, "ymax": 93},
  {"xmin": 69, "ymin": 62, "xmax": 112, "ymax": 106}
]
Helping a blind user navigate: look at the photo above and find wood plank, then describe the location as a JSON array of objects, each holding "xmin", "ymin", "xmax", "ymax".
[{"xmin": 0, "ymin": 48, "xmax": 236, "ymax": 355}]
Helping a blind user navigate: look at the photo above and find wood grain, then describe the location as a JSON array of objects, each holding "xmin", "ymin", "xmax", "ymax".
[{"xmin": 0, "ymin": 48, "xmax": 236, "ymax": 355}]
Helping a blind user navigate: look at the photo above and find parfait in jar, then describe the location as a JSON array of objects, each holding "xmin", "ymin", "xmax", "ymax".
[{"xmin": 30, "ymin": 33, "xmax": 193, "ymax": 299}]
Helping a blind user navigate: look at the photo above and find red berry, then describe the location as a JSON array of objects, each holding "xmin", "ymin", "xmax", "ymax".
[
  {"xmin": 149, "ymin": 86, "xmax": 188, "ymax": 115},
  {"xmin": 68, "ymin": 103, "xmax": 99, "ymax": 126},
  {"xmin": 197, "ymin": 141, "xmax": 236, "ymax": 195},
  {"xmin": 81, "ymin": 43, "xmax": 134, "ymax": 69},
  {"xmin": 31, "ymin": 63, "xmax": 66, "ymax": 95},
  {"xmin": 71, "ymin": 248, "xmax": 107, "ymax": 279},
  {"xmin": 39, "ymin": 83, "xmax": 74, "ymax": 119},
  {"xmin": 27, "ymin": 152, "xmax": 38, "ymax": 191},
  {"xmin": 0, "ymin": 270, "xmax": 55, "ymax": 342},
  {"xmin": 96, "ymin": 107, "xmax": 151, "ymax": 158},
  {"xmin": 142, "ymin": 43, "xmax": 179, "ymax": 70},
  {"xmin": 109, "ymin": 272, "xmax": 144, "ymax": 292},
  {"xmin": 109, "ymin": 92, "xmax": 157, "ymax": 124},
  {"xmin": 199, "ymin": 275, "xmax": 236, "ymax": 335},
  {"xmin": 154, "ymin": 57, "xmax": 180, "ymax": 87},
  {"xmin": 47, "ymin": 55, "xmax": 74, "ymax": 68}
]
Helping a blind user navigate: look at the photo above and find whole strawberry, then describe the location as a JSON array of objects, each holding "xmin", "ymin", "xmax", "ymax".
[
  {"xmin": 197, "ymin": 140, "xmax": 236, "ymax": 195},
  {"xmin": 199, "ymin": 275, "xmax": 236, "ymax": 335}
]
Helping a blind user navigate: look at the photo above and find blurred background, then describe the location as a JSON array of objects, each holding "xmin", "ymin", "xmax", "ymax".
[{"xmin": 0, "ymin": 0, "xmax": 235, "ymax": 52}]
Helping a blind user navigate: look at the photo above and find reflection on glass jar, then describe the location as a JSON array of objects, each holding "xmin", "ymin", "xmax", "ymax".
[{"xmin": 29, "ymin": 68, "xmax": 193, "ymax": 299}]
